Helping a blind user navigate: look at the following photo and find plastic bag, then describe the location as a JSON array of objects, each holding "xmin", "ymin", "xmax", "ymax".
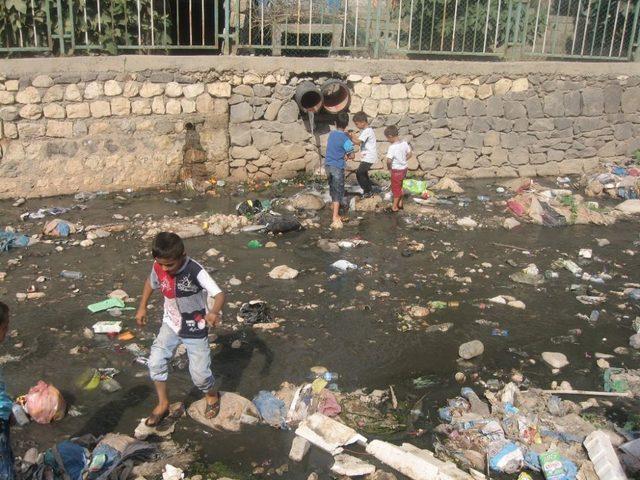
[
  {"xmin": 24, "ymin": 381, "xmax": 66, "ymax": 424},
  {"xmin": 237, "ymin": 301, "xmax": 272, "ymax": 325}
]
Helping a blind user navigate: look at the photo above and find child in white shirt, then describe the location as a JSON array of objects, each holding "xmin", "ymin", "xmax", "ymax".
[
  {"xmin": 350, "ymin": 111, "xmax": 378, "ymax": 196},
  {"xmin": 385, "ymin": 125, "xmax": 412, "ymax": 212}
]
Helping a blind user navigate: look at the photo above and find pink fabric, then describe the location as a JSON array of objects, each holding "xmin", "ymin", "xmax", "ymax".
[
  {"xmin": 391, "ymin": 169, "xmax": 407, "ymax": 198},
  {"xmin": 318, "ymin": 391, "xmax": 341, "ymax": 417}
]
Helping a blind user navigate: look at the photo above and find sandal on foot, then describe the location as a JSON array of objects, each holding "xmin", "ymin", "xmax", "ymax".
[
  {"xmin": 145, "ymin": 410, "xmax": 169, "ymax": 427},
  {"xmin": 205, "ymin": 394, "xmax": 221, "ymax": 419}
]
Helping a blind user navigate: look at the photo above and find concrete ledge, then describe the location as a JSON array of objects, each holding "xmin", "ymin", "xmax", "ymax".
[{"xmin": 1, "ymin": 55, "xmax": 639, "ymax": 78}]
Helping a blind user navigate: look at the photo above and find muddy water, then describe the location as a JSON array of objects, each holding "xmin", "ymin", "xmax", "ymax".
[{"xmin": 1, "ymin": 181, "xmax": 639, "ymax": 478}]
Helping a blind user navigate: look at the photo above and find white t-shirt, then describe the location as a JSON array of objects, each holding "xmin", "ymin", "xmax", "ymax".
[
  {"xmin": 358, "ymin": 127, "xmax": 378, "ymax": 164},
  {"xmin": 386, "ymin": 140, "xmax": 412, "ymax": 170}
]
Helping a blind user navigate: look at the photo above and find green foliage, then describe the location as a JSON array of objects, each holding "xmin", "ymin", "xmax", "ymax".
[
  {"xmin": 634, "ymin": 149, "xmax": 640, "ymax": 163},
  {"xmin": 0, "ymin": 0, "xmax": 46, "ymax": 49}
]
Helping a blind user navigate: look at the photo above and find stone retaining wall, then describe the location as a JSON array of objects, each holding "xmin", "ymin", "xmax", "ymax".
[{"xmin": 1, "ymin": 56, "xmax": 639, "ymax": 198}]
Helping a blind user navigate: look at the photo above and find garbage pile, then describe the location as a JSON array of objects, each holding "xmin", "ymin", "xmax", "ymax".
[
  {"xmin": 584, "ymin": 164, "xmax": 640, "ymax": 199},
  {"xmin": 435, "ymin": 382, "xmax": 640, "ymax": 478}
]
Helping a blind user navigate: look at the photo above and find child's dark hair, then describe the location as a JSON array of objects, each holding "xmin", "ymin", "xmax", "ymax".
[
  {"xmin": 335, "ymin": 112, "xmax": 350, "ymax": 130},
  {"xmin": 384, "ymin": 125, "xmax": 399, "ymax": 137},
  {"xmin": 152, "ymin": 232, "xmax": 185, "ymax": 259},
  {"xmin": 353, "ymin": 111, "xmax": 368, "ymax": 124},
  {"xmin": 0, "ymin": 302, "xmax": 8, "ymax": 327}
]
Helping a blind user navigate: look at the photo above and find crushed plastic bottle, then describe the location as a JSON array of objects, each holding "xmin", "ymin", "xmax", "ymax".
[
  {"xmin": 323, "ymin": 372, "xmax": 339, "ymax": 382},
  {"xmin": 60, "ymin": 270, "xmax": 83, "ymax": 280},
  {"xmin": 589, "ymin": 310, "xmax": 600, "ymax": 322}
]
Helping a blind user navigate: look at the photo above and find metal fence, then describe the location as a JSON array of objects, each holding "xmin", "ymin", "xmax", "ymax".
[{"xmin": 1, "ymin": 0, "xmax": 639, "ymax": 59}]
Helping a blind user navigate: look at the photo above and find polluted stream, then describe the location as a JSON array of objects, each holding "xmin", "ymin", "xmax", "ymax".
[{"xmin": 1, "ymin": 178, "xmax": 639, "ymax": 479}]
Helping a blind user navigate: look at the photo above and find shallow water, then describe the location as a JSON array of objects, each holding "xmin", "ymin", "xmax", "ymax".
[{"xmin": 1, "ymin": 181, "xmax": 639, "ymax": 479}]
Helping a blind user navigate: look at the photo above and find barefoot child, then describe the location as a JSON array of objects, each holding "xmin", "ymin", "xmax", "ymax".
[
  {"xmin": 384, "ymin": 125, "xmax": 412, "ymax": 212},
  {"xmin": 136, "ymin": 232, "xmax": 225, "ymax": 424},
  {"xmin": 350, "ymin": 111, "xmax": 377, "ymax": 196},
  {"xmin": 325, "ymin": 112, "xmax": 355, "ymax": 229}
]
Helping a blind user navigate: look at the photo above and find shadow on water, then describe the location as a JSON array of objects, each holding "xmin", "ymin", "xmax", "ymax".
[{"xmin": 73, "ymin": 385, "xmax": 152, "ymax": 437}]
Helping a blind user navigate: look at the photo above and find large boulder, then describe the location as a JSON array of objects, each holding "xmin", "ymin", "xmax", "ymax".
[{"xmin": 289, "ymin": 193, "xmax": 325, "ymax": 211}]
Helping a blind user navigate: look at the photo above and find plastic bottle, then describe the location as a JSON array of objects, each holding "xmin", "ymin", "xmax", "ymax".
[
  {"xmin": 12, "ymin": 404, "xmax": 30, "ymax": 426},
  {"xmin": 247, "ymin": 240, "xmax": 263, "ymax": 249},
  {"xmin": 60, "ymin": 270, "xmax": 83, "ymax": 280},
  {"xmin": 323, "ymin": 372, "xmax": 339, "ymax": 382},
  {"xmin": 589, "ymin": 310, "xmax": 600, "ymax": 322}
]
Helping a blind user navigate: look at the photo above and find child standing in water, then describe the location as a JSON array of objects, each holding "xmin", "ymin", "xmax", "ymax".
[
  {"xmin": 0, "ymin": 303, "xmax": 15, "ymax": 480},
  {"xmin": 384, "ymin": 125, "xmax": 412, "ymax": 212},
  {"xmin": 350, "ymin": 111, "xmax": 378, "ymax": 196},
  {"xmin": 136, "ymin": 232, "xmax": 225, "ymax": 424}
]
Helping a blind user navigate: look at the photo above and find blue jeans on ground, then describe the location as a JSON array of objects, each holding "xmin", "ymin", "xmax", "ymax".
[
  {"xmin": 148, "ymin": 323, "xmax": 215, "ymax": 392},
  {"xmin": 0, "ymin": 421, "xmax": 14, "ymax": 480}
]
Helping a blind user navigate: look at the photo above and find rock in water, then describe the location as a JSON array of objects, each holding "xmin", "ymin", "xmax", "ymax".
[
  {"xmin": 268, "ymin": 265, "xmax": 299, "ymax": 280},
  {"xmin": 542, "ymin": 352, "xmax": 569, "ymax": 369},
  {"xmin": 289, "ymin": 193, "xmax": 325, "ymax": 210},
  {"xmin": 458, "ymin": 340, "xmax": 484, "ymax": 360}
]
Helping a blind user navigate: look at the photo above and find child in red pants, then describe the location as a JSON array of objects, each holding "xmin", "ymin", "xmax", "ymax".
[{"xmin": 384, "ymin": 126, "xmax": 412, "ymax": 212}]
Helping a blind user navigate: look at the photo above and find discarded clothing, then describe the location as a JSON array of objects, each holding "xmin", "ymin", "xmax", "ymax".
[
  {"xmin": 318, "ymin": 391, "xmax": 341, "ymax": 417},
  {"xmin": 258, "ymin": 212, "xmax": 302, "ymax": 234},
  {"xmin": 253, "ymin": 391, "xmax": 287, "ymax": 428},
  {"xmin": 0, "ymin": 231, "xmax": 29, "ymax": 253},
  {"xmin": 237, "ymin": 301, "xmax": 272, "ymax": 325},
  {"xmin": 187, "ymin": 393, "xmax": 259, "ymax": 432},
  {"xmin": 43, "ymin": 219, "xmax": 77, "ymax": 237}
]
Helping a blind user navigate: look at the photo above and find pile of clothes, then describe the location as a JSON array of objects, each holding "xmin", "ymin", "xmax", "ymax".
[{"xmin": 584, "ymin": 164, "xmax": 640, "ymax": 199}]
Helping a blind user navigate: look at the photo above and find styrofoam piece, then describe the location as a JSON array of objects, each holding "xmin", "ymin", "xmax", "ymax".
[
  {"xmin": 584, "ymin": 430, "xmax": 628, "ymax": 480},
  {"xmin": 294, "ymin": 413, "xmax": 367, "ymax": 455},
  {"xmin": 330, "ymin": 454, "xmax": 376, "ymax": 476}
]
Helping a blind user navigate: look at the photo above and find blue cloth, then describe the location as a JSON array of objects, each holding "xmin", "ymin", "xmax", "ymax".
[
  {"xmin": 0, "ymin": 370, "xmax": 12, "ymax": 423},
  {"xmin": 325, "ymin": 130, "xmax": 354, "ymax": 169},
  {"xmin": 0, "ymin": 232, "xmax": 29, "ymax": 253},
  {"xmin": 0, "ymin": 421, "xmax": 14, "ymax": 480},
  {"xmin": 252, "ymin": 391, "xmax": 286, "ymax": 428}
]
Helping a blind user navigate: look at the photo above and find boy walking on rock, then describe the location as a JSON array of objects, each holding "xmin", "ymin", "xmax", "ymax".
[{"xmin": 324, "ymin": 112, "xmax": 355, "ymax": 229}]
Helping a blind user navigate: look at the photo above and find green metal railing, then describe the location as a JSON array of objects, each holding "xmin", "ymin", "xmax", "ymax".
[{"xmin": 0, "ymin": 0, "xmax": 638, "ymax": 59}]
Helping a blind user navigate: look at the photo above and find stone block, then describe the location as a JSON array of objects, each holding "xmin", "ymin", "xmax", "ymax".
[
  {"xmin": 446, "ymin": 97, "xmax": 464, "ymax": 117},
  {"xmin": 131, "ymin": 99, "xmax": 152, "ymax": 115},
  {"xmin": 442, "ymin": 86, "xmax": 458, "ymax": 98},
  {"xmin": 46, "ymin": 120, "xmax": 73, "ymax": 138},
  {"xmin": 253, "ymin": 84, "xmax": 271, "ymax": 97},
  {"xmin": 484, "ymin": 131, "xmax": 500, "ymax": 147},
  {"xmin": 139, "ymin": 82, "xmax": 164, "ymax": 98},
  {"xmin": 354, "ymin": 83, "xmax": 372, "ymax": 98},
  {"xmin": 371, "ymin": 84, "xmax": 390, "ymax": 100},
  {"xmin": 277, "ymin": 101, "xmax": 299, "ymax": 123},
  {"xmin": 409, "ymin": 98, "xmax": 429, "ymax": 114},
  {"xmin": 90, "ymin": 101, "xmax": 111, "ymax": 118},
  {"xmin": 195, "ymin": 93, "xmax": 214, "ymax": 113},
  {"xmin": 231, "ymin": 145, "xmax": 260, "ymax": 160},
  {"xmin": 32, "ymin": 75, "xmax": 53, "ymax": 88},
  {"xmin": 43, "ymin": 85, "xmax": 64, "ymax": 103},
  {"xmin": 614, "ymin": 123, "xmax": 634, "ymax": 141},
  {"xmin": 4, "ymin": 80, "xmax": 18, "ymax": 91},
  {"xmin": 230, "ymin": 102, "xmax": 253, "ymax": 123},
  {"xmin": 207, "ymin": 82, "xmax": 231, "ymax": 98},
  {"xmin": 66, "ymin": 103, "xmax": 90, "ymax": 119},
  {"xmin": 603, "ymin": 84, "xmax": 622, "ymax": 114},
  {"xmin": 104, "ymin": 80, "xmax": 122, "ymax": 96},
  {"xmin": 476, "ymin": 83, "xmax": 492, "ymax": 100},
  {"xmin": 536, "ymin": 162, "xmax": 560, "ymax": 176},
  {"xmin": 531, "ymin": 118, "xmax": 554, "ymax": 131},
  {"xmin": 418, "ymin": 152, "xmax": 438, "ymax": 170},
  {"xmin": 0, "ymin": 91, "xmax": 15, "ymax": 105},
  {"xmin": 408, "ymin": 83, "xmax": 426, "ymax": 99},
  {"xmin": 439, "ymin": 138, "xmax": 463, "ymax": 152},
  {"xmin": 181, "ymin": 99, "xmax": 196, "ymax": 114},
  {"xmin": 543, "ymin": 91, "xmax": 564, "ymax": 117},
  {"xmin": 3, "ymin": 122, "xmax": 18, "ymax": 138},
  {"xmin": 64, "ymin": 84, "xmax": 83, "ymax": 102},
  {"xmin": 152, "ymin": 96, "xmax": 166, "ymax": 114},
  {"xmin": 486, "ymin": 96, "xmax": 504, "ymax": 116},
  {"xmin": 16, "ymin": 87, "xmax": 41, "ymax": 104},
  {"xmin": 84, "ymin": 81, "xmax": 103, "ymax": 100},
  {"xmin": 448, "ymin": 117, "xmax": 469, "ymax": 130},
  {"xmin": 378, "ymin": 99, "xmax": 392, "ymax": 115},
  {"xmin": 466, "ymin": 99, "xmax": 485, "ymax": 117},
  {"xmin": 243, "ymin": 73, "xmax": 262, "ymax": 85},
  {"xmin": 426, "ymin": 84, "xmax": 443, "ymax": 98},
  {"xmin": 389, "ymin": 84, "xmax": 408, "ymax": 100},
  {"xmin": 43, "ymin": 103, "xmax": 65, "ymax": 119},
  {"xmin": 561, "ymin": 91, "xmax": 579, "ymax": 117},
  {"xmin": 392, "ymin": 99, "xmax": 409, "ymax": 114},
  {"xmin": 508, "ymin": 148, "xmax": 529, "ymax": 165},
  {"xmin": 252, "ymin": 130, "xmax": 281, "ymax": 150},
  {"xmin": 471, "ymin": 117, "xmax": 491, "ymax": 133},
  {"xmin": 465, "ymin": 132, "xmax": 484, "ymax": 148},
  {"xmin": 111, "ymin": 97, "xmax": 131, "ymax": 116},
  {"xmin": 525, "ymin": 96, "xmax": 543, "ymax": 118},
  {"xmin": 430, "ymin": 99, "xmax": 447, "ymax": 119},
  {"xmin": 183, "ymin": 84, "xmax": 205, "ymax": 99},
  {"xmin": 494, "ymin": 78, "xmax": 512, "ymax": 96},
  {"xmin": 621, "ymin": 87, "xmax": 640, "ymax": 113},
  {"xmin": 582, "ymin": 87, "xmax": 604, "ymax": 116},
  {"xmin": 165, "ymin": 82, "xmax": 183, "ymax": 98},
  {"xmin": 17, "ymin": 122, "xmax": 45, "ymax": 138},
  {"xmin": 504, "ymin": 101, "xmax": 526, "ymax": 119},
  {"xmin": 459, "ymin": 85, "xmax": 475, "ymax": 100},
  {"xmin": 166, "ymin": 99, "xmax": 181, "ymax": 115},
  {"xmin": 511, "ymin": 78, "xmax": 529, "ymax": 92},
  {"xmin": 19, "ymin": 104, "xmax": 42, "ymax": 120},
  {"xmin": 414, "ymin": 132, "xmax": 435, "ymax": 150},
  {"xmin": 123, "ymin": 81, "xmax": 140, "ymax": 98},
  {"xmin": 282, "ymin": 123, "xmax": 311, "ymax": 143}
]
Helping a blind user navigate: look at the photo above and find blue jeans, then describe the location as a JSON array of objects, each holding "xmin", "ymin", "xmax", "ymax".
[
  {"xmin": 148, "ymin": 323, "xmax": 215, "ymax": 392},
  {"xmin": 326, "ymin": 165, "xmax": 345, "ymax": 203},
  {"xmin": 0, "ymin": 421, "xmax": 14, "ymax": 480}
]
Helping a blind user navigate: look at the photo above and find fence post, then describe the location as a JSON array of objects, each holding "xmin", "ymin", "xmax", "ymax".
[
  {"xmin": 629, "ymin": 0, "xmax": 640, "ymax": 61},
  {"xmin": 373, "ymin": 0, "xmax": 383, "ymax": 58},
  {"xmin": 223, "ymin": 0, "xmax": 231, "ymax": 54},
  {"xmin": 54, "ymin": 0, "xmax": 66, "ymax": 54}
]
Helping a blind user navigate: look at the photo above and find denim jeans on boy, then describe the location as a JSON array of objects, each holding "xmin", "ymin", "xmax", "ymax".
[
  {"xmin": 326, "ymin": 165, "xmax": 345, "ymax": 203},
  {"xmin": 0, "ymin": 421, "xmax": 14, "ymax": 480},
  {"xmin": 148, "ymin": 323, "xmax": 215, "ymax": 392}
]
